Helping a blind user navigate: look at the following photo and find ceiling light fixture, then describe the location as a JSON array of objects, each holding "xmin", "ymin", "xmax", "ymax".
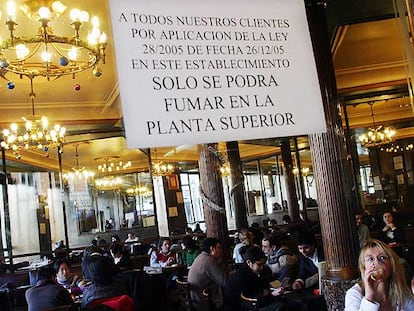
[
  {"xmin": 151, "ymin": 148, "xmax": 175, "ymax": 176},
  {"xmin": 95, "ymin": 156, "xmax": 132, "ymax": 174},
  {"xmin": 380, "ymin": 143, "xmax": 414, "ymax": 153},
  {"xmin": 0, "ymin": 77, "xmax": 65, "ymax": 154},
  {"xmin": 0, "ymin": 0, "xmax": 107, "ymax": 80},
  {"xmin": 152, "ymin": 162, "xmax": 175, "ymax": 176},
  {"xmin": 126, "ymin": 186, "xmax": 151, "ymax": 196},
  {"xmin": 63, "ymin": 143, "xmax": 94, "ymax": 180},
  {"xmin": 94, "ymin": 176, "xmax": 123, "ymax": 191},
  {"xmin": 358, "ymin": 103, "xmax": 396, "ymax": 148}
]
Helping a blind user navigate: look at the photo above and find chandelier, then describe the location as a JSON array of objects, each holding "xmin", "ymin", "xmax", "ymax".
[
  {"xmin": 380, "ymin": 143, "xmax": 414, "ymax": 153},
  {"xmin": 94, "ymin": 176, "xmax": 123, "ymax": 191},
  {"xmin": 63, "ymin": 143, "xmax": 94, "ymax": 180},
  {"xmin": 0, "ymin": 0, "xmax": 107, "ymax": 80},
  {"xmin": 358, "ymin": 103, "xmax": 396, "ymax": 148},
  {"xmin": 126, "ymin": 186, "xmax": 151, "ymax": 197},
  {"xmin": 95, "ymin": 156, "xmax": 132, "ymax": 174},
  {"xmin": 0, "ymin": 77, "xmax": 65, "ymax": 154},
  {"xmin": 152, "ymin": 162, "xmax": 175, "ymax": 176},
  {"xmin": 151, "ymin": 148, "xmax": 175, "ymax": 176}
]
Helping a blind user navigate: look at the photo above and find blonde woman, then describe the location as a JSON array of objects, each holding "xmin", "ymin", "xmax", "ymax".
[
  {"xmin": 232, "ymin": 229, "xmax": 254, "ymax": 264},
  {"xmin": 345, "ymin": 239, "xmax": 414, "ymax": 310}
]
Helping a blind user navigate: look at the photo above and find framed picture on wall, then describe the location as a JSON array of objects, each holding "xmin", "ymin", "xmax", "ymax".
[
  {"xmin": 176, "ymin": 192, "xmax": 183, "ymax": 204},
  {"xmin": 397, "ymin": 174, "xmax": 405, "ymax": 185},
  {"xmin": 168, "ymin": 206, "xmax": 178, "ymax": 217},
  {"xmin": 393, "ymin": 156, "xmax": 404, "ymax": 170},
  {"xmin": 168, "ymin": 174, "xmax": 180, "ymax": 190}
]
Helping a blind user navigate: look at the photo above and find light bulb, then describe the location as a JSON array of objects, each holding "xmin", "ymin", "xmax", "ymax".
[
  {"xmin": 7, "ymin": 1, "xmax": 16, "ymax": 22},
  {"xmin": 38, "ymin": 7, "xmax": 51, "ymax": 19}
]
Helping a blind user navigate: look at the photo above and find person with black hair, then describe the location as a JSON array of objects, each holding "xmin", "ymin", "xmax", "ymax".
[
  {"xmin": 188, "ymin": 237, "xmax": 227, "ymax": 311},
  {"xmin": 296, "ymin": 234, "xmax": 324, "ymax": 269},
  {"xmin": 81, "ymin": 255, "xmax": 132, "ymax": 309},
  {"xmin": 110, "ymin": 243, "xmax": 133, "ymax": 271},
  {"xmin": 26, "ymin": 265, "xmax": 74, "ymax": 311},
  {"xmin": 250, "ymin": 222, "xmax": 265, "ymax": 246},
  {"xmin": 261, "ymin": 234, "xmax": 298, "ymax": 286},
  {"xmin": 111, "ymin": 235, "xmax": 121, "ymax": 244},
  {"xmin": 54, "ymin": 258, "xmax": 84, "ymax": 292},
  {"xmin": 181, "ymin": 235, "xmax": 201, "ymax": 267},
  {"xmin": 224, "ymin": 245, "xmax": 286, "ymax": 311},
  {"xmin": 381, "ymin": 210, "xmax": 405, "ymax": 247},
  {"xmin": 355, "ymin": 212, "xmax": 370, "ymax": 248}
]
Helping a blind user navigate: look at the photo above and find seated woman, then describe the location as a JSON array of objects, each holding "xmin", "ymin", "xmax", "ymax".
[
  {"xmin": 233, "ymin": 229, "xmax": 254, "ymax": 264},
  {"xmin": 110, "ymin": 243, "xmax": 133, "ymax": 271},
  {"xmin": 81, "ymin": 255, "xmax": 133, "ymax": 309},
  {"xmin": 150, "ymin": 237, "xmax": 182, "ymax": 267},
  {"xmin": 224, "ymin": 245, "xmax": 285, "ymax": 311},
  {"xmin": 381, "ymin": 211, "xmax": 405, "ymax": 246},
  {"xmin": 54, "ymin": 259, "xmax": 84, "ymax": 293},
  {"xmin": 345, "ymin": 239, "xmax": 414, "ymax": 310}
]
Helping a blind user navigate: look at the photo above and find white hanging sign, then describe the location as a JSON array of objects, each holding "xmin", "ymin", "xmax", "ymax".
[{"xmin": 109, "ymin": 0, "xmax": 326, "ymax": 148}]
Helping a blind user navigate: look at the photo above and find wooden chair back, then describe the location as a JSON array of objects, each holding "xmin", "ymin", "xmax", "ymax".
[
  {"xmin": 202, "ymin": 288, "xmax": 215, "ymax": 311},
  {"xmin": 176, "ymin": 277, "xmax": 192, "ymax": 311},
  {"xmin": 240, "ymin": 292, "xmax": 259, "ymax": 311}
]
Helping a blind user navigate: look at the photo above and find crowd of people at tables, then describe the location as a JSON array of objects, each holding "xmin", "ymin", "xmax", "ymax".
[{"xmin": 19, "ymin": 207, "xmax": 414, "ymax": 311}]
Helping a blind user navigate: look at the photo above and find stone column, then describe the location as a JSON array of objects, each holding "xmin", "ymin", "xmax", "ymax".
[
  {"xmin": 226, "ymin": 141, "xmax": 249, "ymax": 230},
  {"xmin": 198, "ymin": 143, "xmax": 230, "ymax": 256},
  {"xmin": 280, "ymin": 140, "xmax": 300, "ymax": 222},
  {"xmin": 306, "ymin": 1, "xmax": 359, "ymax": 310}
]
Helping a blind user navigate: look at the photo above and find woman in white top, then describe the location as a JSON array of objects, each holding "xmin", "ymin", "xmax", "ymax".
[{"xmin": 345, "ymin": 239, "xmax": 414, "ymax": 311}]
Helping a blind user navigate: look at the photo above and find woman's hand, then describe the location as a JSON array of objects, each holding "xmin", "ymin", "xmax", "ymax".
[
  {"xmin": 166, "ymin": 257, "xmax": 175, "ymax": 266},
  {"xmin": 363, "ymin": 264, "xmax": 384, "ymax": 302}
]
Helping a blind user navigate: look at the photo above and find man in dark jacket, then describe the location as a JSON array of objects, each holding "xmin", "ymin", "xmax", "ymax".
[{"xmin": 26, "ymin": 265, "xmax": 73, "ymax": 311}]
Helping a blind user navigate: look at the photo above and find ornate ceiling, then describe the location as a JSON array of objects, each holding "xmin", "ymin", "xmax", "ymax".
[{"xmin": 0, "ymin": 0, "xmax": 413, "ymax": 173}]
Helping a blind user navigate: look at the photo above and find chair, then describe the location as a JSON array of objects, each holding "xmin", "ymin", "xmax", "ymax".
[
  {"xmin": 202, "ymin": 288, "xmax": 215, "ymax": 311},
  {"xmin": 176, "ymin": 277, "xmax": 192, "ymax": 311},
  {"xmin": 240, "ymin": 292, "xmax": 258, "ymax": 311},
  {"xmin": 87, "ymin": 295, "xmax": 134, "ymax": 310}
]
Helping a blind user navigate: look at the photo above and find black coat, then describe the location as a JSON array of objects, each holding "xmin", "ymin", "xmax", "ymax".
[
  {"xmin": 224, "ymin": 264, "xmax": 276, "ymax": 311},
  {"xmin": 26, "ymin": 280, "xmax": 73, "ymax": 311}
]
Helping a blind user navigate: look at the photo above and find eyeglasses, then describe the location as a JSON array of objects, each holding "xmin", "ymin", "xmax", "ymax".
[{"xmin": 364, "ymin": 255, "xmax": 389, "ymax": 264}]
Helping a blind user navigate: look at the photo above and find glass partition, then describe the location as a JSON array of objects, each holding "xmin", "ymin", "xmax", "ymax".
[{"xmin": 65, "ymin": 171, "xmax": 155, "ymax": 234}]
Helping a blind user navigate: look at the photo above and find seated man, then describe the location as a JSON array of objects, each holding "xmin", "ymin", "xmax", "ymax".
[
  {"xmin": 355, "ymin": 212, "xmax": 370, "ymax": 248},
  {"xmin": 290, "ymin": 234, "xmax": 325, "ymax": 291},
  {"xmin": 261, "ymin": 234, "xmax": 298, "ymax": 287},
  {"xmin": 26, "ymin": 265, "xmax": 74, "ymax": 311},
  {"xmin": 224, "ymin": 245, "xmax": 286, "ymax": 311},
  {"xmin": 110, "ymin": 243, "xmax": 133, "ymax": 271},
  {"xmin": 296, "ymin": 234, "xmax": 324, "ymax": 269},
  {"xmin": 188, "ymin": 237, "xmax": 227, "ymax": 311}
]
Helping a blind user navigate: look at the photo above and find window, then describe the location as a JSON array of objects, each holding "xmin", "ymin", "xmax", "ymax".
[{"xmin": 180, "ymin": 173, "xmax": 203, "ymax": 224}]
